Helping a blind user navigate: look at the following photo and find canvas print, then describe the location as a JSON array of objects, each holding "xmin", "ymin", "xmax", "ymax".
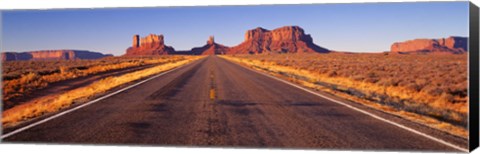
[{"xmin": 0, "ymin": 1, "xmax": 473, "ymax": 152}]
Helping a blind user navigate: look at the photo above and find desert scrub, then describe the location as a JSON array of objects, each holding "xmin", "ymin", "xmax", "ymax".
[
  {"xmin": 221, "ymin": 53, "xmax": 468, "ymax": 138},
  {"xmin": 2, "ymin": 56, "xmax": 204, "ymax": 127},
  {"xmin": 2, "ymin": 56, "xmax": 188, "ymax": 106}
]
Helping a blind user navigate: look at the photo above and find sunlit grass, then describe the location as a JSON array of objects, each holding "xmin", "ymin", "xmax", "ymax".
[
  {"xmin": 3, "ymin": 56, "xmax": 188, "ymax": 106},
  {"xmin": 220, "ymin": 53, "xmax": 468, "ymax": 138},
  {"xmin": 2, "ymin": 56, "xmax": 204, "ymax": 127}
]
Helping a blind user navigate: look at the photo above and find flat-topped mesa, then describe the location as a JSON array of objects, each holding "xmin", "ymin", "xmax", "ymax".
[
  {"xmin": 230, "ymin": 26, "xmax": 330, "ymax": 54},
  {"xmin": 191, "ymin": 36, "xmax": 229, "ymax": 55},
  {"xmin": 391, "ymin": 36, "xmax": 468, "ymax": 54},
  {"xmin": 2, "ymin": 50, "xmax": 110, "ymax": 61},
  {"xmin": 125, "ymin": 34, "xmax": 175, "ymax": 56}
]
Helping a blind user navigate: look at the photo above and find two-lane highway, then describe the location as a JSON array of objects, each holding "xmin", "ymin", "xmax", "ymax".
[{"xmin": 2, "ymin": 56, "xmax": 467, "ymax": 152}]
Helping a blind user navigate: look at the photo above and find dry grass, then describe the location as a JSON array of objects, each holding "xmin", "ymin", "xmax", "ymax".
[
  {"xmin": 220, "ymin": 53, "xmax": 468, "ymax": 138},
  {"xmin": 2, "ymin": 56, "xmax": 187, "ymax": 105},
  {"xmin": 2, "ymin": 56, "xmax": 204, "ymax": 127}
]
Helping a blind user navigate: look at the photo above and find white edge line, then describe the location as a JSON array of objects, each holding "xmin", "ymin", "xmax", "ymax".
[
  {"xmin": 1, "ymin": 57, "xmax": 470, "ymax": 152},
  {"xmin": 228, "ymin": 58, "xmax": 469, "ymax": 153},
  {"xmin": 1, "ymin": 63, "xmax": 187, "ymax": 140}
]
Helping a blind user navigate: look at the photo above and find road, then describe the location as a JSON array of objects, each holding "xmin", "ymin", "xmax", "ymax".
[{"xmin": 2, "ymin": 56, "xmax": 468, "ymax": 152}]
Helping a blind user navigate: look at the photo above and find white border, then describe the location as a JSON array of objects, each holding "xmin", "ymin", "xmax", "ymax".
[{"xmin": 0, "ymin": 0, "xmax": 472, "ymax": 10}]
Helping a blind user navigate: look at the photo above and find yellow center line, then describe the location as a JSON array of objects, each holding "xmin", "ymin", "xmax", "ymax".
[{"xmin": 209, "ymin": 70, "xmax": 216, "ymax": 101}]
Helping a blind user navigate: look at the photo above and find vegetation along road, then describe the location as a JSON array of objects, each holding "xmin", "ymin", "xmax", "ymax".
[{"xmin": 2, "ymin": 56, "xmax": 468, "ymax": 152}]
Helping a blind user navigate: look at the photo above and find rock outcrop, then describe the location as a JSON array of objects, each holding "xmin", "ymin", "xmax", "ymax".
[
  {"xmin": 190, "ymin": 36, "xmax": 230, "ymax": 55},
  {"xmin": 2, "ymin": 50, "xmax": 110, "ymax": 61},
  {"xmin": 391, "ymin": 36, "xmax": 468, "ymax": 54},
  {"xmin": 229, "ymin": 26, "xmax": 330, "ymax": 54},
  {"xmin": 125, "ymin": 34, "xmax": 175, "ymax": 56},
  {"xmin": 124, "ymin": 26, "xmax": 331, "ymax": 55}
]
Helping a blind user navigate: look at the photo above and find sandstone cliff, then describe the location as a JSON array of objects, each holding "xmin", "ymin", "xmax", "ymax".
[
  {"xmin": 2, "ymin": 50, "xmax": 110, "ymax": 61},
  {"xmin": 124, "ymin": 26, "xmax": 330, "ymax": 55},
  {"xmin": 229, "ymin": 26, "xmax": 330, "ymax": 54},
  {"xmin": 125, "ymin": 34, "xmax": 176, "ymax": 56},
  {"xmin": 390, "ymin": 36, "xmax": 467, "ymax": 54}
]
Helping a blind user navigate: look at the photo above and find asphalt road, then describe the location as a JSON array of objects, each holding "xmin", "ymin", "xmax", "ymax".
[{"xmin": 2, "ymin": 56, "xmax": 468, "ymax": 152}]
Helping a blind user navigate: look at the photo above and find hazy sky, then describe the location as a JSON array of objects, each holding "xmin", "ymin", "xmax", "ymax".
[{"xmin": 1, "ymin": 1, "xmax": 469, "ymax": 55}]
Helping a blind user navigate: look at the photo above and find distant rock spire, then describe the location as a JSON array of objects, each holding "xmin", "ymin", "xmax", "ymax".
[{"xmin": 208, "ymin": 36, "xmax": 215, "ymax": 45}]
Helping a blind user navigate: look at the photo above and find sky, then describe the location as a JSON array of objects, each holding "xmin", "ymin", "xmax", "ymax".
[{"xmin": 1, "ymin": 1, "xmax": 470, "ymax": 55}]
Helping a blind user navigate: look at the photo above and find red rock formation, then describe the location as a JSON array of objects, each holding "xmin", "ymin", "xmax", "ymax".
[
  {"xmin": 229, "ymin": 26, "xmax": 330, "ymax": 54},
  {"xmin": 190, "ymin": 36, "xmax": 230, "ymax": 55},
  {"xmin": 2, "ymin": 50, "xmax": 109, "ymax": 61},
  {"xmin": 390, "ymin": 36, "xmax": 467, "ymax": 54},
  {"xmin": 133, "ymin": 35, "xmax": 140, "ymax": 48},
  {"xmin": 207, "ymin": 36, "xmax": 215, "ymax": 45},
  {"xmin": 124, "ymin": 26, "xmax": 330, "ymax": 55},
  {"xmin": 125, "ymin": 34, "xmax": 175, "ymax": 56}
]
